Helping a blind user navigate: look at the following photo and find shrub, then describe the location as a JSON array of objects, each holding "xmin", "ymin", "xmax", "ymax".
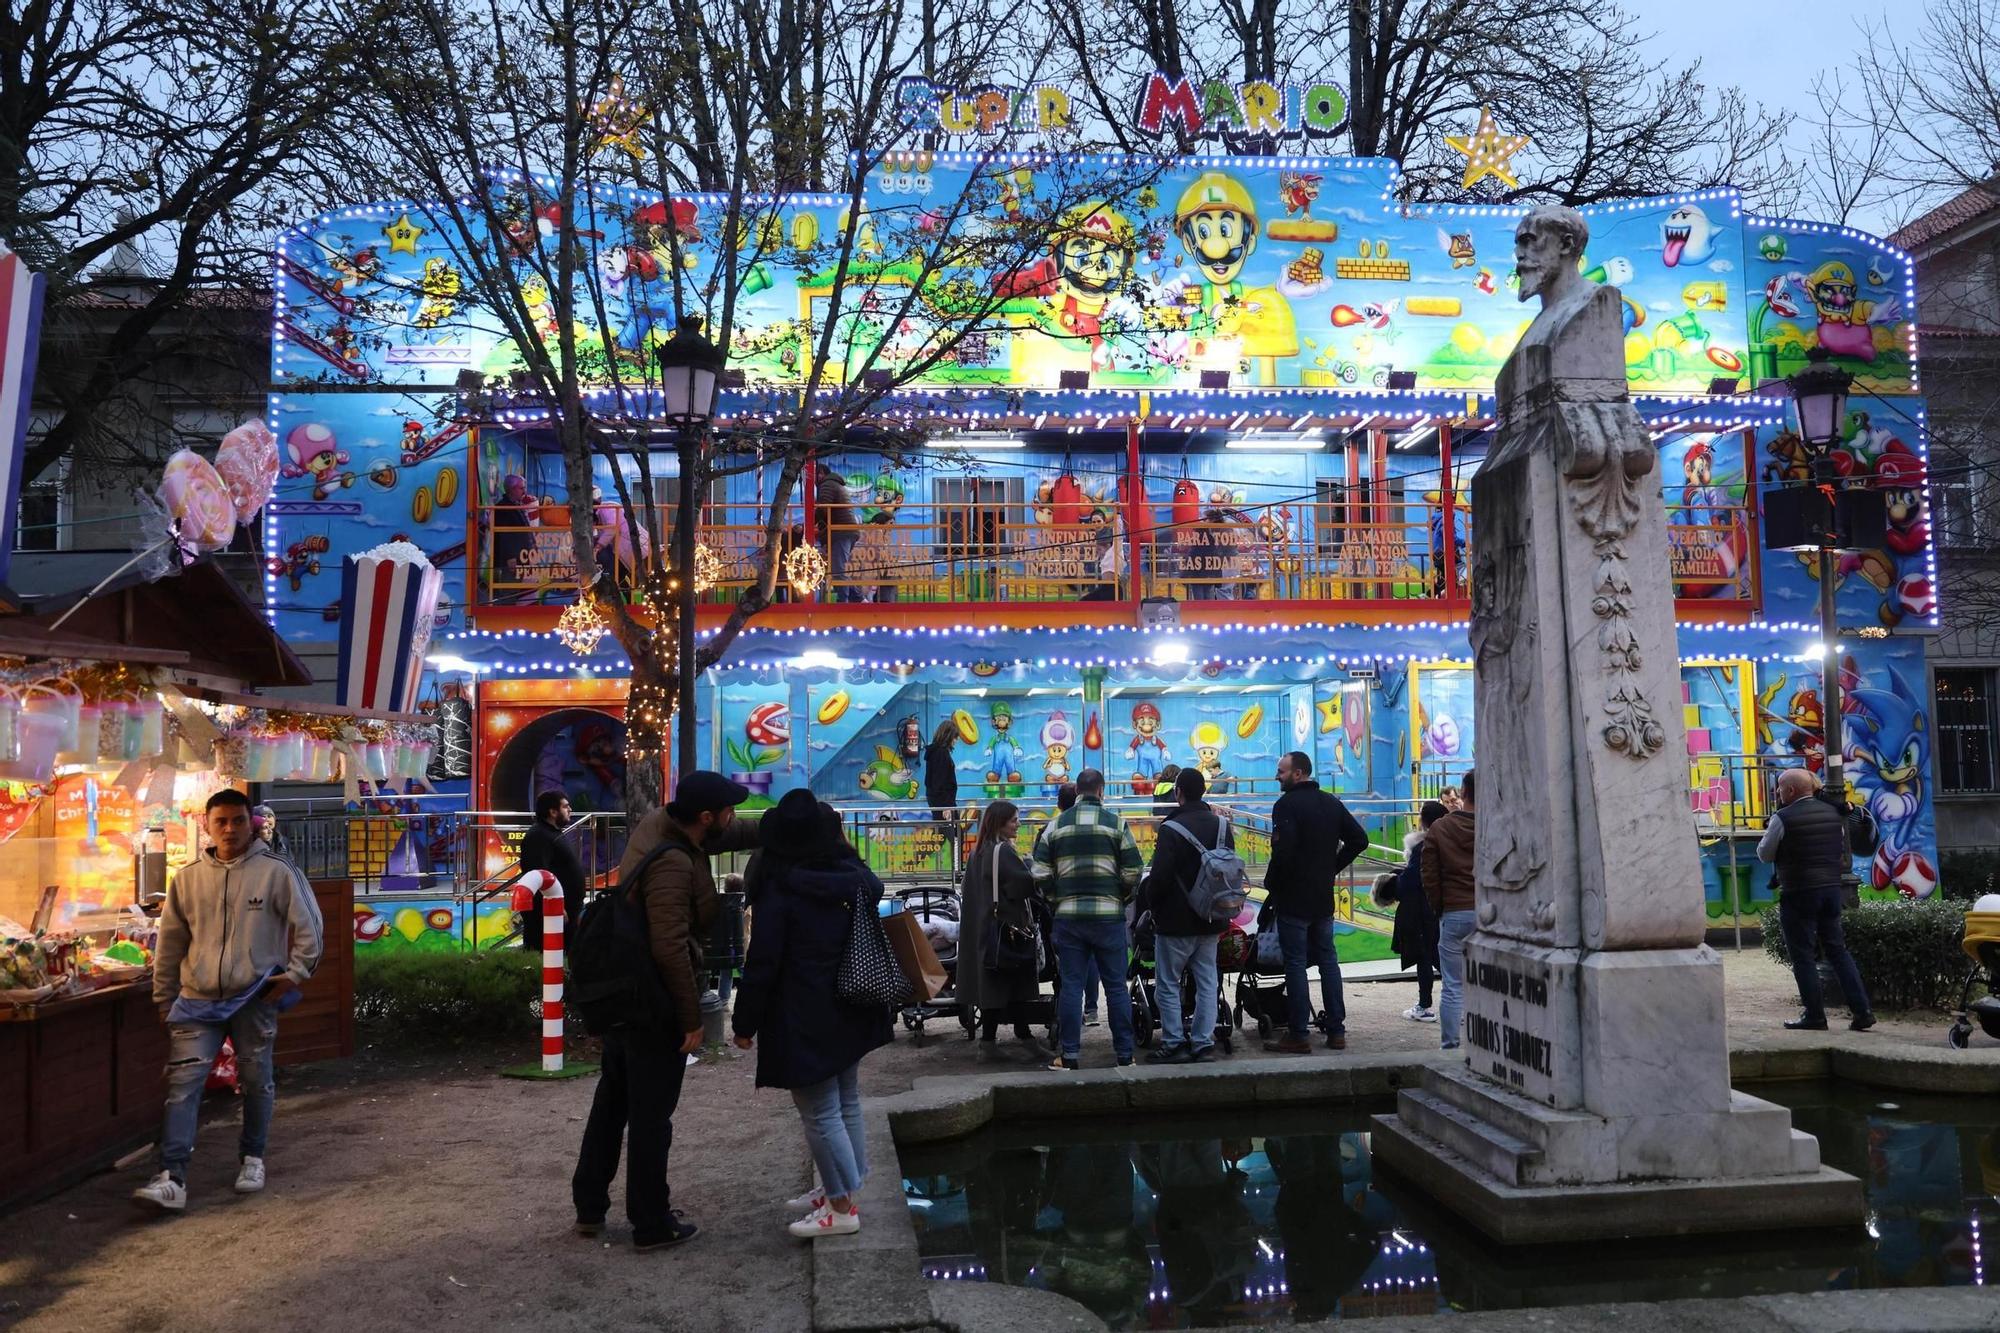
[
  {"xmin": 1761, "ymin": 896, "xmax": 1974, "ymax": 1012},
  {"xmin": 354, "ymin": 947, "xmax": 541, "ymax": 1040},
  {"xmin": 1939, "ymin": 849, "xmax": 2000, "ymax": 903}
]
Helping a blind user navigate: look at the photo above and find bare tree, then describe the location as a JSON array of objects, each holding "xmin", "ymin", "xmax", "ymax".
[
  {"xmin": 326, "ymin": 0, "xmax": 1164, "ymax": 802},
  {"xmin": 1, "ymin": 0, "xmax": 352, "ymax": 488}
]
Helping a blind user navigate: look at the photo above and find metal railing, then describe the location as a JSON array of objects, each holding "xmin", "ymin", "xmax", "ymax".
[{"xmin": 466, "ymin": 493, "xmax": 1755, "ymax": 611}]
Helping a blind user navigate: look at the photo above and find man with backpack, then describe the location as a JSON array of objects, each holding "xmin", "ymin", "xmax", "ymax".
[
  {"xmin": 1142, "ymin": 768, "xmax": 1243, "ymax": 1064},
  {"xmin": 571, "ymin": 771, "xmax": 759, "ymax": 1251},
  {"xmin": 1263, "ymin": 751, "xmax": 1370, "ymax": 1054}
]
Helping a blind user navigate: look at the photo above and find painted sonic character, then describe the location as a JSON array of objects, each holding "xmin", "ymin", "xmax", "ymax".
[
  {"xmin": 1127, "ymin": 701, "xmax": 1168, "ymax": 793},
  {"xmin": 1041, "ymin": 711, "xmax": 1075, "ymax": 788},
  {"xmin": 1173, "ymin": 171, "xmax": 1297, "ymax": 383},
  {"xmin": 1846, "ymin": 675, "xmax": 1932, "ymax": 896}
]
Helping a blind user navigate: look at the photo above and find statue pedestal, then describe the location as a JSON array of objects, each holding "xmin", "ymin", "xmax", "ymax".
[
  {"xmin": 1371, "ymin": 938, "xmax": 1863, "ymax": 1241},
  {"xmin": 1372, "ymin": 213, "xmax": 1863, "ymax": 1242}
]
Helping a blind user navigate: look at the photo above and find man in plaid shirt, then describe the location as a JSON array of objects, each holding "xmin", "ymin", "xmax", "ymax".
[{"xmin": 1032, "ymin": 768, "xmax": 1142, "ymax": 1069}]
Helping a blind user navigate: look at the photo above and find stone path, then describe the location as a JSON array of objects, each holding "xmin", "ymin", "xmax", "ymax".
[{"xmin": 0, "ymin": 951, "xmax": 1990, "ymax": 1333}]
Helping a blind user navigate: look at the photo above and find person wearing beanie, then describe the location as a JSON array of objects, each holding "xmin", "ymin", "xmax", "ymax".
[{"xmin": 572, "ymin": 770, "xmax": 758, "ymax": 1252}]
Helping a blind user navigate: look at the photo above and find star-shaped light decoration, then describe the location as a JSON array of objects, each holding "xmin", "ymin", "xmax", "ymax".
[
  {"xmin": 383, "ymin": 213, "xmax": 426, "ymax": 254},
  {"xmin": 1446, "ymin": 107, "xmax": 1532, "ymax": 191}
]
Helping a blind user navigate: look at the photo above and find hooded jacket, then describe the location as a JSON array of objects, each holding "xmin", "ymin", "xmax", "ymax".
[
  {"xmin": 731, "ymin": 858, "xmax": 893, "ymax": 1089},
  {"xmin": 153, "ymin": 840, "xmax": 324, "ymax": 1008},
  {"xmin": 1421, "ymin": 810, "xmax": 1477, "ymax": 915}
]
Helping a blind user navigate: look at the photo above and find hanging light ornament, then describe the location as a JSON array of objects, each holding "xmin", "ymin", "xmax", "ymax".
[
  {"xmin": 783, "ymin": 545, "xmax": 826, "ymax": 597},
  {"xmin": 555, "ymin": 596, "xmax": 608, "ymax": 656},
  {"xmin": 692, "ymin": 543, "xmax": 723, "ymax": 594}
]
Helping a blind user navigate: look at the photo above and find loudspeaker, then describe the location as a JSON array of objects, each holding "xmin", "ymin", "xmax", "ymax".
[
  {"xmin": 1058, "ymin": 369, "xmax": 1090, "ymax": 390},
  {"xmin": 1763, "ymin": 484, "xmax": 1832, "ymax": 551},
  {"xmin": 1386, "ymin": 370, "xmax": 1418, "ymax": 390},
  {"xmin": 1763, "ymin": 484, "xmax": 1891, "ymax": 551},
  {"xmin": 1835, "ymin": 487, "xmax": 1888, "ymax": 550},
  {"xmin": 1199, "ymin": 369, "xmax": 1231, "ymax": 389}
]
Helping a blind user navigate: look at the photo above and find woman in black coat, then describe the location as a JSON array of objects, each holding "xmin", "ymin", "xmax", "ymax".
[
  {"xmin": 924, "ymin": 721, "xmax": 959, "ymax": 822},
  {"xmin": 732, "ymin": 789, "xmax": 892, "ymax": 1239},
  {"xmin": 1386, "ymin": 801, "xmax": 1447, "ymax": 1022},
  {"xmin": 959, "ymin": 799, "xmax": 1049, "ymax": 1055}
]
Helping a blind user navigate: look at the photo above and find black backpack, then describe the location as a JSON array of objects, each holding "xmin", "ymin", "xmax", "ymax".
[{"xmin": 567, "ymin": 844, "xmax": 676, "ymax": 1036}]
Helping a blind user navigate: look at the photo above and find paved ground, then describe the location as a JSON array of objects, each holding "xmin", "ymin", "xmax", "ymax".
[{"xmin": 0, "ymin": 950, "xmax": 1980, "ymax": 1332}]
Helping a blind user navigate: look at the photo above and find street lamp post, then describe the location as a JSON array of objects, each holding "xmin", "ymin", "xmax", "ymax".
[
  {"xmin": 657, "ymin": 321, "xmax": 725, "ymax": 781},
  {"xmin": 1785, "ymin": 346, "xmax": 1855, "ymax": 797}
]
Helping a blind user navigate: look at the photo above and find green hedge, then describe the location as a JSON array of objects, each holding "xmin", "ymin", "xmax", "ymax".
[
  {"xmin": 354, "ymin": 947, "xmax": 542, "ymax": 1040},
  {"xmin": 1761, "ymin": 897, "xmax": 1975, "ymax": 1012}
]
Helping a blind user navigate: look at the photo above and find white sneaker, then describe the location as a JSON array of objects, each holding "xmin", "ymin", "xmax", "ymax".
[
  {"xmin": 234, "ymin": 1156, "xmax": 266, "ymax": 1194},
  {"xmin": 788, "ymin": 1203, "xmax": 861, "ymax": 1238},
  {"xmin": 785, "ymin": 1187, "xmax": 826, "ymax": 1212},
  {"xmin": 1402, "ymin": 1005, "xmax": 1426, "ymax": 1021},
  {"xmin": 1416, "ymin": 1009, "xmax": 1438, "ymax": 1023},
  {"xmin": 132, "ymin": 1172, "xmax": 186, "ymax": 1213}
]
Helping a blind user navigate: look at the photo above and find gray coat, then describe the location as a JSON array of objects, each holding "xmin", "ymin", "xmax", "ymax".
[{"xmin": 959, "ymin": 840, "xmax": 1041, "ymax": 1012}]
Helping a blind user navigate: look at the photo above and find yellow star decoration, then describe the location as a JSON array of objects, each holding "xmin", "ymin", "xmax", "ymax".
[
  {"xmin": 1316, "ymin": 695, "xmax": 1341, "ymax": 735},
  {"xmin": 383, "ymin": 213, "xmax": 425, "ymax": 255},
  {"xmin": 1447, "ymin": 106, "xmax": 1532, "ymax": 191}
]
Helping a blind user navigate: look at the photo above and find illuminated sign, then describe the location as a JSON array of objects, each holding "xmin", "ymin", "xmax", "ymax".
[
  {"xmin": 1131, "ymin": 72, "xmax": 1349, "ymax": 151},
  {"xmin": 893, "ymin": 78, "xmax": 1072, "ymax": 139}
]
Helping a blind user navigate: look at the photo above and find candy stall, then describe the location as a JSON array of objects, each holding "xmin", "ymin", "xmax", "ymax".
[{"xmin": 0, "ymin": 552, "xmax": 364, "ymax": 1205}]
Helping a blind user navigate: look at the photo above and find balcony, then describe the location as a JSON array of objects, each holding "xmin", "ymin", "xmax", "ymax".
[{"xmin": 469, "ymin": 489, "xmax": 1759, "ymax": 630}]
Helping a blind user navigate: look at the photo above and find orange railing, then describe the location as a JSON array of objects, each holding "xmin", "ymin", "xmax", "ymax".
[{"xmin": 470, "ymin": 494, "xmax": 1755, "ymax": 610}]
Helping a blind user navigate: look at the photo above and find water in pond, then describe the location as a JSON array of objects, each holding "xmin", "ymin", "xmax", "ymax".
[{"xmin": 899, "ymin": 1082, "xmax": 1995, "ymax": 1325}]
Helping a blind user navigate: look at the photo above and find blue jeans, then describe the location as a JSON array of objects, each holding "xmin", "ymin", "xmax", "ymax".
[
  {"xmin": 1056, "ymin": 917, "xmax": 1135, "ymax": 1060},
  {"xmin": 829, "ymin": 532, "xmax": 860, "ymax": 601},
  {"xmin": 790, "ymin": 1064, "xmax": 867, "ymax": 1200},
  {"xmin": 160, "ymin": 1001, "xmax": 280, "ymax": 1181},
  {"xmin": 1155, "ymin": 933, "xmax": 1219, "ymax": 1052},
  {"xmin": 1082, "ymin": 956, "xmax": 1099, "ymax": 1015},
  {"xmin": 1437, "ymin": 910, "xmax": 1478, "ymax": 1050},
  {"xmin": 1779, "ymin": 887, "xmax": 1873, "ymax": 1023},
  {"xmin": 1277, "ymin": 914, "xmax": 1344, "ymax": 1038}
]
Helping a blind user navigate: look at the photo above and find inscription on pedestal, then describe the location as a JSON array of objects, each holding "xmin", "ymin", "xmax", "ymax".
[{"xmin": 1464, "ymin": 938, "xmax": 1576, "ymax": 1108}]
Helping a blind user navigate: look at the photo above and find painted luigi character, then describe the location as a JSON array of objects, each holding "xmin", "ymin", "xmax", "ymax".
[
  {"xmin": 1172, "ymin": 171, "xmax": 1298, "ymax": 385},
  {"xmin": 984, "ymin": 700, "xmax": 1026, "ymax": 796}
]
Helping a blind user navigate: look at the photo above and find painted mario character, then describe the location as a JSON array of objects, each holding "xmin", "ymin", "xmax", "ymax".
[
  {"xmin": 265, "ymin": 533, "xmax": 329, "ymax": 591},
  {"xmin": 1171, "ymin": 171, "xmax": 1297, "ymax": 384},
  {"xmin": 1873, "ymin": 449, "xmax": 1930, "ymax": 556},
  {"xmin": 1127, "ymin": 700, "xmax": 1169, "ymax": 793},
  {"xmin": 993, "ymin": 201, "xmax": 1137, "ymax": 372},
  {"xmin": 984, "ymin": 700, "xmax": 1025, "ymax": 796},
  {"xmin": 281, "ymin": 423, "xmax": 351, "ymax": 500}
]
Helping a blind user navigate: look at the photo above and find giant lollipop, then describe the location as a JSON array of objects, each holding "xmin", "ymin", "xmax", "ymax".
[
  {"xmin": 214, "ymin": 420, "xmax": 280, "ymax": 524},
  {"xmin": 159, "ymin": 450, "xmax": 236, "ymax": 553}
]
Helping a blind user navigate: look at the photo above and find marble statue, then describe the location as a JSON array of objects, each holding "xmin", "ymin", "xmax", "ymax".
[{"xmin": 1369, "ymin": 207, "xmax": 1860, "ymax": 1242}]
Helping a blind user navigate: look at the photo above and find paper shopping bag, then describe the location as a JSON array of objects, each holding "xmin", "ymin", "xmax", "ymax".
[{"xmin": 882, "ymin": 910, "xmax": 948, "ymax": 1002}]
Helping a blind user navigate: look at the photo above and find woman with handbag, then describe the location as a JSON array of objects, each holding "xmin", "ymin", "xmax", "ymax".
[
  {"xmin": 731, "ymin": 789, "xmax": 893, "ymax": 1239},
  {"xmin": 960, "ymin": 800, "xmax": 1051, "ymax": 1059}
]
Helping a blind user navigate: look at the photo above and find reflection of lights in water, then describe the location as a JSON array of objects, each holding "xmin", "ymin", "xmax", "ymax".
[{"xmin": 1865, "ymin": 1209, "xmax": 1881, "ymax": 1240}]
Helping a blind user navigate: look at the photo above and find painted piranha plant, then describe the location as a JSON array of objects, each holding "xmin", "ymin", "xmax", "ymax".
[{"xmin": 727, "ymin": 701, "xmax": 790, "ymax": 802}]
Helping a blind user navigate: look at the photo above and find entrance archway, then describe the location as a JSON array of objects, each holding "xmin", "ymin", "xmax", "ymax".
[{"xmin": 488, "ymin": 706, "xmax": 630, "ymax": 815}]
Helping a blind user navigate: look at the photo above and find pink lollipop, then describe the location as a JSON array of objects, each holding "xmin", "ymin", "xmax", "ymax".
[
  {"xmin": 215, "ymin": 420, "xmax": 279, "ymax": 523},
  {"xmin": 160, "ymin": 450, "xmax": 236, "ymax": 551}
]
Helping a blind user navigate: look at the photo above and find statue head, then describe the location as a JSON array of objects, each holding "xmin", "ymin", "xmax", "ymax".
[{"xmin": 1514, "ymin": 204, "xmax": 1590, "ymax": 307}]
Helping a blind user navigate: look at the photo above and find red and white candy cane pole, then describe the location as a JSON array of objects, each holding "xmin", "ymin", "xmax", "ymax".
[{"xmin": 512, "ymin": 869, "xmax": 564, "ymax": 1072}]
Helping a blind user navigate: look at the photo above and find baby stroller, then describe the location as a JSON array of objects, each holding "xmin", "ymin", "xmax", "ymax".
[
  {"xmin": 1129, "ymin": 910, "xmax": 1238, "ymax": 1054},
  {"xmin": 1945, "ymin": 907, "xmax": 2000, "ymax": 1050},
  {"xmin": 891, "ymin": 883, "xmax": 962, "ymax": 1040},
  {"xmin": 1233, "ymin": 900, "xmax": 1330, "ymax": 1040}
]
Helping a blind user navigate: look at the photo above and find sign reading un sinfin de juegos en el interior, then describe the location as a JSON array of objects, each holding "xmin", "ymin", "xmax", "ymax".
[{"xmin": 892, "ymin": 71, "xmax": 1349, "ymax": 153}]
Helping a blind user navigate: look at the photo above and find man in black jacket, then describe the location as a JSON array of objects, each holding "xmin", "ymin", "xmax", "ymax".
[
  {"xmin": 1758, "ymin": 767, "xmax": 1876, "ymax": 1032},
  {"xmin": 518, "ymin": 791, "xmax": 586, "ymax": 951},
  {"xmin": 1263, "ymin": 751, "xmax": 1370, "ymax": 1054},
  {"xmin": 1142, "ymin": 768, "xmax": 1232, "ymax": 1064}
]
